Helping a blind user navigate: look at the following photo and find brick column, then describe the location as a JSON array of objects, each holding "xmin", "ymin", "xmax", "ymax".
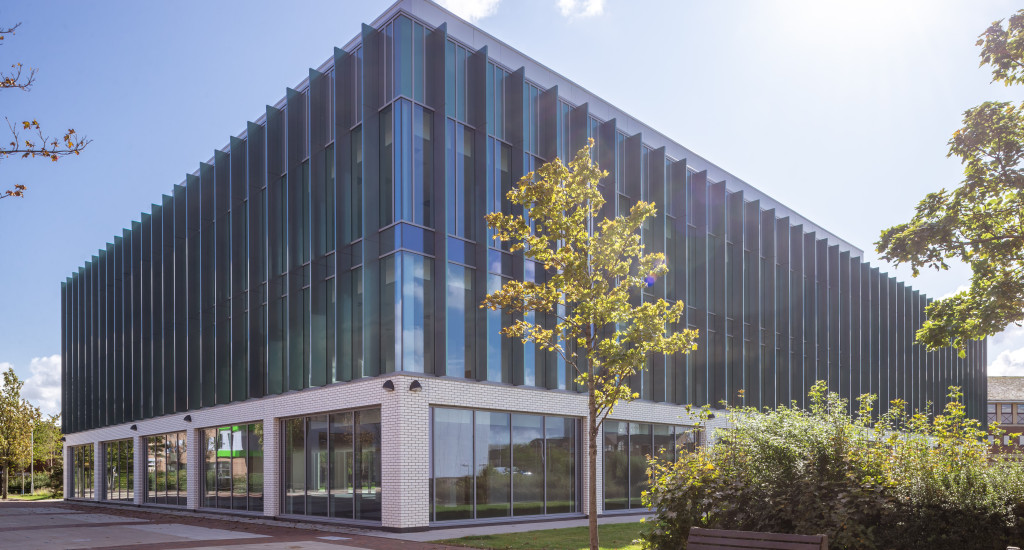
[
  {"xmin": 134, "ymin": 436, "xmax": 145, "ymax": 504},
  {"xmin": 93, "ymin": 441, "xmax": 104, "ymax": 501},
  {"xmin": 63, "ymin": 444, "xmax": 70, "ymax": 499},
  {"xmin": 381, "ymin": 376, "xmax": 430, "ymax": 530},
  {"xmin": 186, "ymin": 428, "xmax": 200, "ymax": 509},
  {"xmin": 262, "ymin": 417, "xmax": 280, "ymax": 517}
]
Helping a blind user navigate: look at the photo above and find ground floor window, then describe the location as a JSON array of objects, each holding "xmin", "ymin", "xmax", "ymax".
[
  {"xmin": 283, "ymin": 408, "xmax": 382, "ymax": 521},
  {"xmin": 202, "ymin": 423, "xmax": 264, "ymax": 512},
  {"xmin": 103, "ymin": 439, "xmax": 133, "ymax": 502},
  {"xmin": 146, "ymin": 431, "xmax": 187, "ymax": 506},
  {"xmin": 603, "ymin": 421, "xmax": 697, "ymax": 511},
  {"xmin": 70, "ymin": 444, "xmax": 95, "ymax": 499},
  {"xmin": 431, "ymin": 407, "xmax": 578, "ymax": 522}
]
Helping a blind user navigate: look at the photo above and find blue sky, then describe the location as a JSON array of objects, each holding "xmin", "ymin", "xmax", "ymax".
[{"xmin": 0, "ymin": 0, "xmax": 1019, "ymax": 415}]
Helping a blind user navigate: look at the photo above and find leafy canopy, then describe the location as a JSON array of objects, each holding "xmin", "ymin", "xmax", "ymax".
[
  {"xmin": 0, "ymin": 368, "xmax": 39, "ymax": 499},
  {"xmin": 876, "ymin": 10, "xmax": 1024, "ymax": 351},
  {"xmin": 483, "ymin": 140, "xmax": 697, "ymax": 426}
]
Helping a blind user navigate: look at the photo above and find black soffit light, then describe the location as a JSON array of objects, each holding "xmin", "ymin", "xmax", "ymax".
[
  {"xmin": 382, "ymin": 379, "xmax": 396, "ymax": 391},
  {"xmin": 409, "ymin": 380, "xmax": 423, "ymax": 392},
  {"xmin": 129, "ymin": 424, "xmax": 138, "ymax": 431},
  {"xmin": 183, "ymin": 415, "xmax": 192, "ymax": 422}
]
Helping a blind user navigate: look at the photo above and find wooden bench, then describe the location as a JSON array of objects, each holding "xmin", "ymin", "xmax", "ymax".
[{"xmin": 687, "ymin": 527, "xmax": 828, "ymax": 550}]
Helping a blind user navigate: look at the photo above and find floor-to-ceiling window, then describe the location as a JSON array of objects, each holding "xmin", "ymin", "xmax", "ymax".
[
  {"xmin": 145, "ymin": 431, "xmax": 187, "ymax": 506},
  {"xmin": 70, "ymin": 444, "xmax": 95, "ymax": 500},
  {"xmin": 103, "ymin": 439, "xmax": 133, "ymax": 502},
  {"xmin": 431, "ymin": 407, "xmax": 578, "ymax": 522},
  {"xmin": 603, "ymin": 421, "xmax": 698, "ymax": 511},
  {"xmin": 283, "ymin": 408, "xmax": 381, "ymax": 521},
  {"xmin": 201, "ymin": 423, "xmax": 264, "ymax": 512}
]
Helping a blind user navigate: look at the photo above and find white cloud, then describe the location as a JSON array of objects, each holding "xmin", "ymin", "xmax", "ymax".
[
  {"xmin": 9, "ymin": 355, "xmax": 62, "ymax": 417},
  {"xmin": 938, "ymin": 283, "xmax": 969, "ymax": 300},
  {"xmin": 991, "ymin": 346, "xmax": 1024, "ymax": 376},
  {"xmin": 988, "ymin": 324, "xmax": 1024, "ymax": 376},
  {"xmin": 436, "ymin": 0, "xmax": 501, "ymax": 22},
  {"xmin": 557, "ymin": 0, "xmax": 605, "ymax": 18}
]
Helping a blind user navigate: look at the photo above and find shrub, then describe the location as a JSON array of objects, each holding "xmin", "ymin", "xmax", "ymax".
[{"xmin": 642, "ymin": 382, "xmax": 1024, "ymax": 550}]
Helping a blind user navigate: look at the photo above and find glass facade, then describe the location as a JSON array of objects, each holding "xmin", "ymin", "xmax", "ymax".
[
  {"xmin": 70, "ymin": 444, "xmax": 95, "ymax": 500},
  {"xmin": 103, "ymin": 439, "xmax": 133, "ymax": 502},
  {"xmin": 202, "ymin": 423, "xmax": 264, "ymax": 512},
  {"xmin": 61, "ymin": 6, "xmax": 987, "ymax": 441},
  {"xmin": 283, "ymin": 409, "xmax": 382, "ymax": 521},
  {"xmin": 603, "ymin": 421, "xmax": 697, "ymax": 511},
  {"xmin": 381, "ymin": 253, "xmax": 434, "ymax": 373},
  {"xmin": 146, "ymin": 431, "xmax": 188, "ymax": 506},
  {"xmin": 431, "ymin": 407, "xmax": 577, "ymax": 522}
]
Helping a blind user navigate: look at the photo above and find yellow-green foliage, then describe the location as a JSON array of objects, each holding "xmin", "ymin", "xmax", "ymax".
[{"xmin": 643, "ymin": 383, "xmax": 1024, "ymax": 550}]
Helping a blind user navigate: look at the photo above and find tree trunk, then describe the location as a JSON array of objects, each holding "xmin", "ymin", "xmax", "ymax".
[
  {"xmin": 2, "ymin": 465, "xmax": 7, "ymax": 500},
  {"xmin": 589, "ymin": 388, "xmax": 599, "ymax": 550}
]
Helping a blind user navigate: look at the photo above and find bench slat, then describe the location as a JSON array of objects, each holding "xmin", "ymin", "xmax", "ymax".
[
  {"xmin": 688, "ymin": 527, "xmax": 827, "ymax": 550},
  {"xmin": 688, "ymin": 535, "xmax": 823, "ymax": 550},
  {"xmin": 691, "ymin": 528, "xmax": 826, "ymax": 543}
]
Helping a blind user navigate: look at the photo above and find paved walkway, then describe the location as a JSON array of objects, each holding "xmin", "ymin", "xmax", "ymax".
[
  {"xmin": 387, "ymin": 513, "xmax": 649, "ymax": 542},
  {"xmin": 0, "ymin": 499, "xmax": 648, "ymax": 549},
  {"xmin": 0, "ymin": 499, "xmax": 458, "ymax": 550}
]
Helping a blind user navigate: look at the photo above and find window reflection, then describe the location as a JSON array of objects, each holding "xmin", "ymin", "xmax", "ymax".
[
  {"xmin": 382, "ymin": 253, "xmax": 434, "ymax": 373},
  {"xmin": 283, "ymin": 409, "xmax": 381, "ymax": 522},
  {"xmin": 432, "ymin": 407, "xmax": 578, "ymax": 522},
  {"xmin": 103, "ymin": 439, "xmax": 133, "ymax": 502},
  {"xmin": 146, "ymin": 431, "xmax": 187, "ymax": 506},
  {"xmin": 476, "ymin": 412, "xmax": 511, "ymax": 518},
  {"xmin": 603, "ymin": 421, "xmax": 697, "ymax": 511},
  {"xmin": 446, "ymin": 263, "xmax": 475, "ymax": 378},
  {"xmin": 70, "ymin": 444, "xmax": 95, "ymax": 500},
  {"xmin": 381, "ymin": 100, "xmax": 433, "ymax": 228},
  {"xmin": 201, "ymin": 423, "xmax": 263, "ymax": 512}
]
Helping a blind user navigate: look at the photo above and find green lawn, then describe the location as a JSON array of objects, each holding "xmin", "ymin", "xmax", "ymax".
[{"xmin": 436, "ymin": 522, "xmax": 646, "ymax": 550}]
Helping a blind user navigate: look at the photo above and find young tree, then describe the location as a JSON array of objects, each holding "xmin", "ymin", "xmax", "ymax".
[
  {"xmin": 0, "ymin": 369, "xmax": 38, "ymax": 499},
  {"xmin": 1, "ymin": 23, "xmax": 89, "ymax": 201},
  {"xmin": 483, "ymin": 142, "xmax": 697, "ymax": 550},
  {"xmin": 876, "ymin": 10, "xmax": 1024, "ymax": 351}
]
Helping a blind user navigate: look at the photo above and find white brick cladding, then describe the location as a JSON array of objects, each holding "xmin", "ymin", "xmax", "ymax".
[
  {"xmin": 262, "ymin": 415, "xmax": 281, "ymax": 516},
  {"xmin": 62, "ymin": 373, "xmax": 717, "ymax": 528},
  {"xmin": 93, "ymin": 441, "xmax": 103, "ymax": 501},
  {"xmin": 133, "ymin": 436, "xmax": 145, "ymax": 504},
  {"xmin": 186, "ymin": 428, "xmax": 200, "ymax": 509}
]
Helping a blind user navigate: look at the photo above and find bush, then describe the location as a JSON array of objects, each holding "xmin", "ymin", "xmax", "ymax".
[
  {"xmin": 5, "ymin": 471, "xmax": 51, "ymax": 496},
  {"xmin": 642, "ymin": 382, "xmax": 1024, "ymax": 550}
]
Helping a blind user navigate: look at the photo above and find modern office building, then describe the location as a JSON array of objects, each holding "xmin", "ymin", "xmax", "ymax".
[{"xmin": 61, "ymin": 0, "xmax": 988, "ymax": 530}]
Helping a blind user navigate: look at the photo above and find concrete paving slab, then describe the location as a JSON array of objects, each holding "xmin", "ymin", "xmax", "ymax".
[
  {"xmin": 0, "ymin": 505, "xmax": 82, "ymax": 515},
  {"xmin": 0, "ymin": 523, "xmax": 266, "ymax": 549},
  {"xmin": 186, "ymin": 543, "xmax": 362, "ymax": 550},
  {"xmin": 129, "ymin": 522, "xmax": 269, "ymax": 540},
  {"xmin": 0, "ymin": 512, "xmax": 147, "ymax": 529},
  {"xmin": 389, "ymin": 513, "xmax": 650, "ymax": 541}
]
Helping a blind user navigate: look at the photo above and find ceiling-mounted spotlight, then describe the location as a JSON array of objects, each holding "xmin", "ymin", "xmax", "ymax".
[{"xmin": 183, "ymin": 415, "xmax": 192, "ymax": 423}]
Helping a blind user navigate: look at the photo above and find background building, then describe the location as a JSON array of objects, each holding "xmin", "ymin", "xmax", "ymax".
[
  {"xmin": 61, "ymin": 0, "xmax": 987, "ymax": 529},
  {"xmin": 988, "ymin": 376, "xmax": 1024, "ymax": 448}
]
